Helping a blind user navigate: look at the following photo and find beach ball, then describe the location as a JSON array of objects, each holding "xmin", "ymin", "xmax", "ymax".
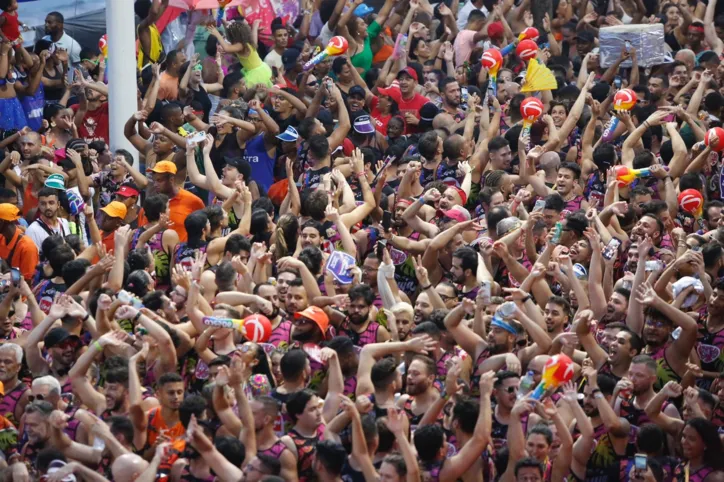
[
  {"xmin": 613, "ymin": 89, "xmax": 637, "ymax": 111},
  {"xmin": 516, "ymin": 39, "xmax": 538, "ymax": 61},
  {"xmin": 704, "ymin": 127, "xmax": 724, "ymax": 152}
]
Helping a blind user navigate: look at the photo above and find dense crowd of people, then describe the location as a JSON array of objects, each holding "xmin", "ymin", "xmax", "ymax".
[{"xmin": 0, "ymin": 0, "xmax": 722, "ymax": 480}]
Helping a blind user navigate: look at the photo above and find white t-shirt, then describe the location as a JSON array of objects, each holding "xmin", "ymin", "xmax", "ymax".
[
  {"xmin": 264, "ymin": 50, "xmax": 283, "ymax": 69},
  {"xmin": 55, "ymin": 32, "xmax": 83, "ymax": 64},
  {"xmin": 26, "ymin": 217, "xmax": 71, "ymax": 254},
  {"xmin": 456, "ymin": 1, "xmax": 490, "ymax": 31}
]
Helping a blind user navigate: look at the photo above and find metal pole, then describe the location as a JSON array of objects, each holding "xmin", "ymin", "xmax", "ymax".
[{"xmin": 106, "ymin": 0, "xmax": 138, "ymax": 167}]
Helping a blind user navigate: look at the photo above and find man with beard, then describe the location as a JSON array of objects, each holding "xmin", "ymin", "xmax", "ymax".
[
  {"xmin": 44, "ymin": 12, "xmax": 81, "ymax": 63},
  {"xmin": 451, "ymin": 246, "xmax": 482, "ymax": 301},
  {"xmin": 413, "ymin": 291, "xmax": 435, "ymax": 326},
  {"xmin": 544, "ymin": 296, "xmax": 570, "ymax": 338},
  {"xmin": 434, "ymin": 77, "xmax": 464, "ymax": 131},
  {"xmin": 647, "ymin": 75, "xmax": 670, "ymax": 107},
  {"xmin": 490, "ymin": 370, "xmax": 522, "ymax": 451},
  {"xmin": 633, "ymin": 283, "xmax": 699, "ymax": 390},
  {"xmin": 248, "ymin": 396, "xmax": 299, "ymax": 481},
  {"xmin": 25, "ymin": 188, "xmax": 70, "ymax": 254},
  {"xmin": 0, "ymin": 343, "xmax": 29, "ymax": 426},
  {"xmin": 400, "ymin": 186, "xmax": 469, "ymax": 240},
  {"xmin": 24, "ymin": 295, "xmax": 83, "ymax": 394},
  {"xmin": 19, "ymin": 400, "xmax": 55, "ymax": 469},
  {"xmin": 396, "ymin": 354, "xmax": 440, "ymax": 432},
  {"xmin": 614, "ymin": 355, "xmax": 681, "ymax": 429},
  {"xmin": 487, "ymin": 137, "xmax": 513, "ymax": 173},
  {"xmin": 131, "ymin": 370, "xmax": 185, "ymax": 458},
  {"xmin": 339, "ymin": 284, "xmax": 390, "ymax": 346},
  {"xmin": 590, "ymin": 284, "xmax": 630, "ymax": 335},
  {"xmin": 68, "ymin": 331, "xmax": 132, "ymax": 418}
]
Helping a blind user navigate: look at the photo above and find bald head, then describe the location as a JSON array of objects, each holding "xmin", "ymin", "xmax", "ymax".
[
  {"xmin": 529, "ymin": 355, "xmax": 550, "ymax": 374},
  {"xmin": 675, "ymin": 49, "xmax": 696, "ymax": 71},
  {"xmin": 443, "ymin": 134, "xmax": 467, "ymax": 161},
  {"xmin": 539, "ymin": 152, "xmax": 561, "ymax": 173},
  {"xmin": 112, "ymin": 454, "xmax": 149, "ymax": 482}
]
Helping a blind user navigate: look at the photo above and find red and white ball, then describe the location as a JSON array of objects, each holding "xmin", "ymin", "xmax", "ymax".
[
  {"xmin": 516, "ymin": 39, "xmax": 538, "ymax": 61},
  {"xmin": 613, "ymin": 89, "xmax": 637, "ymax": 111},
  {"xmin": 481, "ymin": 48, "xmax": 503, "ymax": 71},
  {"xmin": 705, "ymin": 127, "xmax": 724, "ymax": 152},
  {"xmin": 678, "ymin": 189, "xmax": 704, "ymax": 215},
  {"xmin": 242, "ymin": 314, "xmax": 272, "ymax": 343},
  {"xmin": 326, "ymin": 35, "xmax": 349, "ymax": 55},
  {"xmin": 520, "ymin": 97, "xmax": 544, "ymax": 122},
  {"xmin": 519, "ymin": 27, "xmax": 540, "ymax": 42}
]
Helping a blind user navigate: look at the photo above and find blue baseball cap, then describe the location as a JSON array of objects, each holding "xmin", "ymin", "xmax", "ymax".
[
  {"xmin": 276, "ymin": 126, "xmax": 299, "ymax": 142},
  {"xmin": 354, "ymin": 4, "xmax": 374, "ymax": 17}
]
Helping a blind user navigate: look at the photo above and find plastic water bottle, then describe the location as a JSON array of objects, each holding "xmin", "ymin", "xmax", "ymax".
[{"xmin": 518, "ymin": 370, "xmax": 535, "ymax": 400}]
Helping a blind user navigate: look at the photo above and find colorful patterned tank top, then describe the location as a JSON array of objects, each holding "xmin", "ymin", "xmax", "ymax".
[
  {"xmin": 289, "ymin": 426, "xmax": 323, "ymax": 482},
  {"xmin": 339, "ymin": 320, "xmax": 380, "ymax": 347},
  {"xmin": 258, "ymin": 438, "xmax": 287, "ymax": 459},
  {"xmin": 131, "ymin": 227, "xmax": 170, "ymax": 291},
  {"xmin": 268, "ymin": 319, "xmax": 293, "ymax": 348},
  {"xmin": 0, "ymin": 382, "xmax": 27, "ymax": 426},
  {"xmin": 646, "ymin": 343, "xmax": 681, "ymax": 391}
]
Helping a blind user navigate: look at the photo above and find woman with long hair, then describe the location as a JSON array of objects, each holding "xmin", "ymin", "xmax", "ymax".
[
  {"xmin": 272, "ymin": 213, "xmax": 299, "ymax": 260},
  {"xmin": 673, "ymin": 418, "xmax": 724, "ymax": 481},
  {"xmin": 206, "ymin": 21, "xmax": 272, "ymax": 87}
]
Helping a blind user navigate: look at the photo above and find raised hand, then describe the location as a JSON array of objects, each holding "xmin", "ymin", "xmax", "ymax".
[{"xmin": 405, "ymin": 334, "xmax": 437, "ymax": 354}]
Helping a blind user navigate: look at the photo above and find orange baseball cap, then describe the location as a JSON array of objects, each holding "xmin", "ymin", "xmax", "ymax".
[
  {"xmin": 100, "ymin": 201, "xmax": 127, "ymax": 219},
  {"xmin": 294, "ymin": 306, "xmax": 330, "ymax": 335},
  {"xmin": 150, "ymin": 161, "xmax": 178, "ymax": 175},
  {"xmin": 0, "ymin": 204, "xmax": 20, "ymax": 222}
]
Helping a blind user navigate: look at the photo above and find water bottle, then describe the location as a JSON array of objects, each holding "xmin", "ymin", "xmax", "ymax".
[
  {"xmin": 498, "ymin": 301, "xmax": 517, "ymax": 319},
  {"xmin": 518, "ymin": 370, "xmax": 535, "ymax": 399},
  {"xmin": 118, "ymin": 290, "xmax": 143, "ymax": 309},
  {"xmin": 202, "ymin": 316, "xmax": 244, "ymax": 332}
]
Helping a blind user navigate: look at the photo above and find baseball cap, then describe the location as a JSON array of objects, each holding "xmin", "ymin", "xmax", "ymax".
[
  {"xmin": 317, "ymin": 109, "xmax": 335, "ymax": 128},
  {"xmin": 420, "ymin": 103, "xmax": 440, "ymax": 127},
  {"xmin": 116, "ymin": 185, "xmax": 140, "ymax": 198},
  {"xmin": 396, "ymin": 66, "xmax": 418, "ymax": 82},
  {"xmin": 353, "ymin": 114, "xmax": 375, "ymax": 134},
  {"xmin": 100, "ymin": 201, "xmax": 128, "ymax": 219},
  {"xmin": 348, "ymin": 85, "xmax": 366, "ymax": 99},
  {"xmin": 487, "ymin": 21, "xmax": 504, "ymax": 40},
  {"xmin": 44, "ymin": 327, "xmax": 80, "ymax": 349},
  {"xmin": 440, "ymin": 206, "xmax": 471, "ymax": 223},
  {"xmin": 354, "ymin": 3, "xmax": 374, "ymax": 17},
  {"xmin": 44, "ymin": 173, "xmax": 66, "ymax": 190},
  {"xmin": 575, "ymin": 31, "xmax": 595, "ymax": 43},
  {"xmin": 282, "ymin": 49, "xmax": 301, "ymax": 71},
  {"xmin": 224, "ymin": 157, "xmax": 252, "ymax": 180},
  {"xmin": 294, "ymin": 306, "xmax": 330, "ymax": 336},
  {"xmin": 0, "ymin": 204, "xmax": 20, "ymax": 222},
  {"xmin": 496, "ymin": 216, "xmax": 522, "ymax": 237},
  {"xmin": 151, "ymin": 161, "xmax": 178, "ymax": 175},
  {"xmin": 378, "ymin": 85, "xmax": 402, "ymax": 104},
  {"xmin": 332, "ymin": 138, "xmax": 355, "ymax": 156},
  {"xmin": 276, "ymin": 126, "xmax": 300, "ymax": 143}
]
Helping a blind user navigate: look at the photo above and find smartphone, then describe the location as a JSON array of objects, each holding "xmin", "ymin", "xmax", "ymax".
[
  {"xmin": 533, "ymin": 199, "xmax": 546, "ymax": 212},
  {"xmin": 614, "ymin": 76, "xmax": 622, "ymax": 89},
  {"xmin": 602, "ymin": 238, "xmax": 621, "ymax": 260},
  {"xmin": 382, "ymin": 211, "xmax": 392, "ymax": 233},
  {"xmin": 634, "ymin": 454, "xmax": 647, "ymax": 471},
  {"xmin": 645, "ymin": 260, "xmax": 663, "ymax": 272},
  {"xmin": 10, "ymin": 268, "xmax": 20, "ymax": 287}
]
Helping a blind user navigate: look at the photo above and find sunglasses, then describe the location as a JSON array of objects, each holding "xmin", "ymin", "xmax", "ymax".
[
  {"xmin": 28, "ymin": 394, "xmax": 45, "ymax": 402},
  {"xmin": 505, "ymin": 386, "xmax": 519, "ymax": 394},
  {"xmin": 645, "ymin": 319, "xmax": 666, "ymax": 328}
]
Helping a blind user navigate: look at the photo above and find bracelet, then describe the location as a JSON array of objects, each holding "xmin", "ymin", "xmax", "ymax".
[
  {"xmin": 93, "ymin": 340, "xmax": 103, "ymax": 352},
  {"xmin": 591, "ymin": 388, "xmax": 602, "ymax": 394},
  {"xmin": 520, "ymin": 294, "xmax": 532, "ymax": 303},
  {"xmin": 356, "ymin": 171, "xmax": 366, "ymax": 179},
  {"xmin": 82, "ymin": 313, "xmax": 90, "ymax": 321},
  {"xmin": 132, "ymin": 311, "xmax": 143, "ymax": 324},
  {"xmin": 418, "ymin": 197, "xmax": 426, "ymax": 204},
  {"xmin": 594, "ymin": 392, "xmax": 605, "ymax": 399},
  {"xmin": 421, "ymin": 284, "xmax": 432, "ymax": 290}
]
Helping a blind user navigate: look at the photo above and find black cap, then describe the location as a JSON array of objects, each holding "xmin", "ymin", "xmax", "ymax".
[
  {"xmin": 317, "ymin": 109, "xmax": 334, "ymax": 127},
  {"xmin": 348, "ymin": 85, "xmax": 366, "ymax": 99},
  {"xmin": 224, "ymin": 156, "xmax": 252, "ymax": 181},
  {"xmin": 282, "ymin": 48, "xmax": 301, "ymax": 71},
  {"xmin": 44, "ymin": 327, "xmax": 80, "ymax": 349},
  {"xmin": 575, "ymin": 31, "xmax": 595, "ymax": 43}
]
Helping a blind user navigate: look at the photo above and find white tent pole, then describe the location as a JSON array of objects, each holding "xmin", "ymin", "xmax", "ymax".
[{"xmin": 106, "ymin": 0, "xmax": 138, "ymax": 167}]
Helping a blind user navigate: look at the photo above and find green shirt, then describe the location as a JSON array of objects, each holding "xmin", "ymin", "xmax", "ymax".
[{"xmin": 351, "ymin": 21, "xmax": 382, "ymax": 74}]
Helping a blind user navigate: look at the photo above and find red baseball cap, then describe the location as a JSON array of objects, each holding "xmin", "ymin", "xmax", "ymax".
[
  {"xmin": 116, "ymin": 185, "xmax": 140, "ymax": 198},
  {"xmin": 396, "ymin": 66, "xmax": 418, "ymax": 82},
  {"xmin": 488, "ymin": 21, "xmax": 504, "ymax": 40}
]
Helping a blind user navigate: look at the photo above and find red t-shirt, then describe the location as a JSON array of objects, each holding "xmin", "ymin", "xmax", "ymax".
[
  {"xmin": 370, "ymin": 96, "xmax": 392, "ymax": 136},
  {"xmin": 71, "ymin": 102, "xmax": 110, "ymax": 144},
  {"xmin": 397, "ymin": 93, "xmax": 429, "ymax": 134}
]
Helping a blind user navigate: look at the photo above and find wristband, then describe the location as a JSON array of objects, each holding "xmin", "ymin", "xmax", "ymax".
[
  {"xmin": 356, "ymin": 171, "xmax": 366, "ymax": 179},
  {"xmin": 132, "ymin": 311, "xmax": 143, "ymax": 324},
  {"xmin": 93, "ymin": 341, "xmax": 103, "ymax": 352},
  {"xmin": 82, "ymin": 313, "xmax": 90, "ymax": 321},
  {"xmin": 418, "ymin": 197, "xmax": 426, "ymax": 204},
  {"xmin": 520, "ymin": 294, "xmax": 532, "ymax": 303},
  {"xmin": 594, "ymin": 392, "xmax": 605, "ymax": 399},
  {"xmin": 421, "ymin": 284, "xmax": 432, "ymax": 291},
  {"xmin": 591, "ymin": 388, "xmax": 602, "ymax": 394}
]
